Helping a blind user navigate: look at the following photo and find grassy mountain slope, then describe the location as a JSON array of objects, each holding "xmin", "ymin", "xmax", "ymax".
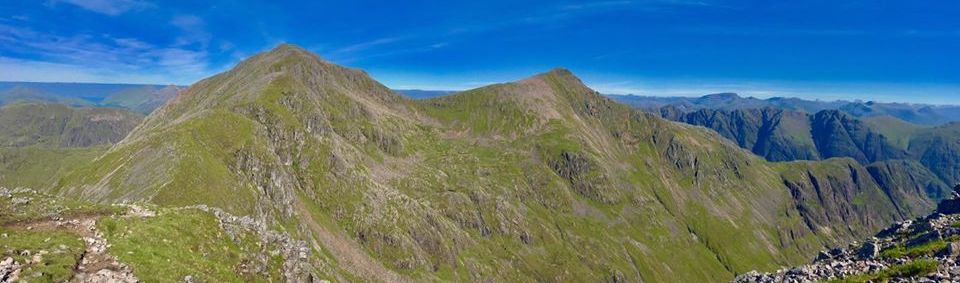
[
  {"xmin": 0, "ymin": 103, "xmax": 143, "ymax": 147},
  {"xmin": 0, "ymin": 146, "xmax": 107, "ymax": 188},
  {"xmin": 662, "ymin": 107, "xmax": 819, "ymax": 161},
  {"xmin": 861, "ymin": 115, "xmax": 925, "ymax": 149},
  {"xmin": 865, "ymin": 160, "xmax": 951, "ymax": 216},
  {"xmin": 810, "ymin": 110, "xmax": 908, "ymax": 164},
  {"xmin": 656, "ymin": 107, "xmax": 952, "ymax": 213},
  {"xmin": 54, "ymin": 44, "xmax": 929, "ymax": 282},
  {"xmin": 0, "ymin": 103, "xmax": 143, "ymax": 188},
  {"xmin": 909, "ymin": 122, "xmax": 960, "ymax": 186}
]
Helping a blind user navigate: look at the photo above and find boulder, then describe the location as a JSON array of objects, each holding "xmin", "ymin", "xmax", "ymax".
[
  {"xmin": 938, "ymin": 242, "xmax": 960, "ymax": 259},
  {"xmin": 938, "ymin": 199, "xmax": 960, "ymax": 215},
  {"xmin": 858, "ymin": 240, "xmax": 880, "ymax": 259},
  {"xmin": 816, "ymin": 250, "xmax": 832, "ymax": 262}
]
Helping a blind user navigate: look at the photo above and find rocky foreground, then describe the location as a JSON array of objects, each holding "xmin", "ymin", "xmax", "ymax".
[
  {"xmin": 0, "ymin": 187, "xmax": 317, "ymax": 282},
  {"xmin": 736, "ymin": 185, "xmax": 960, "ymax": 283}
]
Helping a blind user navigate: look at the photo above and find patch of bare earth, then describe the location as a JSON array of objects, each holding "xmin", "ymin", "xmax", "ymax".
[{"xmin": 2, "ymin": 205, "xmax": 155, "ymax": 283}]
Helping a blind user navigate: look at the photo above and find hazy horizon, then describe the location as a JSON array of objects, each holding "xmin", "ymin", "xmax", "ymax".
[{"xmin": 3, "ymin": 73, "xmax": 958, "ymax": 106}]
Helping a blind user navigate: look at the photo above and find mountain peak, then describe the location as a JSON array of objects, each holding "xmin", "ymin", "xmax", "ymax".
[
  {"xmin": 267, "ymin": 43, "xmax": 310, "ymax": 53},
  {"xmin": 543, "ymin": 67, "xmax": 574, "ymax": 76},
  {"xmin": 254, "ymin": 43, "xmax": 325, "ymax": 65},
  {"xmin": 524, "ymin": 67, "xmax": 588, "ymax": 89},
  {"xmin": 531, "ymin": 67, "xmax": 579, "ymax": 82},
  {"xmin": 140, "ymin": 43, "xmax": 408, "ymax": 133}
]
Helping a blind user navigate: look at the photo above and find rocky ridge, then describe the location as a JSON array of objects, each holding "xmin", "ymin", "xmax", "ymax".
[
  {"xmin": 188, "ymin": 204, "xmax": 317, "ymax": 282},
  {"xmin": 736, "ymin": 184, "xmax": 960, "ymax": 282},
  {"xmin": 0, "ymin": 186, "xmax": 314, "ymax": 282},
  {"xmin": 0, "ymin": 187, "xmax": 139, "ymax": 282}
]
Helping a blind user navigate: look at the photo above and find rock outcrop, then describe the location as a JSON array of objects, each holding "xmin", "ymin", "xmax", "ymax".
[{"xmin": 737, "ymin": 184, "xmax": 960, "ymax": 282}]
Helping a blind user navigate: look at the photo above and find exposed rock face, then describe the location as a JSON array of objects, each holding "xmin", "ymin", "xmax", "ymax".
[
  {"xmin": 667, "ymin": 107, "xmax": 820, "ymax": 161},
  {"xmin": 658, "ymin": 106, "xmax": 954, "ymax": 224},
  {"xmin": 661, "ymin": 108, "xmax": 913, "ymax": 164},
  {"xmin": 54, "ymin": 44, "xmax": 946, "ymax": 281},
  {"xmin": 190, "ymin": 205, "xmax": 315, "ymax": 282},
  {"xmin": 662, "ymin": 107, "xmax": 960, "ymax": 192},
  {"xmin": 938, "ymin": 198, "xmax": 960, "ymax": 215},
  {"xmin": 548, "ymin": 150, "xmax": 616, "ymax": 203},
  {"xmin": 736, "ymin": 185, "xmax": 960, "ymax": 283},
  {"xmin": 810, "ymin": 110, "xmax": 909, "ymax": 164},
  {"xmin": 858, "ymin": 239, "xmax": 880, "ymax": 259},
  {"xmin": 910, "ymin": 122, "xmax": 960, "ymax": 186}
]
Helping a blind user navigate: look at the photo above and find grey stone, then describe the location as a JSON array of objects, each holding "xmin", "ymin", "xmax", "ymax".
[{"xmin": 858, "ymin": 240, "xmax": 880, "ymax": 259}]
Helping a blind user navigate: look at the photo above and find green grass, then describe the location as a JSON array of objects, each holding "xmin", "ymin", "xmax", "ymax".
[
  {"xmin": 828, "ymin": 259, "xmax": 938, "ymax": 283},
  {"xmin": 0, "ymin": 146, "xmax": 107, "ymax": 189},
  {"xmin": 0, "ymin": 230, "xmax": 86, "ymax": 282},
  {"xmin": 98, "ymin": 208, "xmax": 284, "ymax": 282},
  {"xmin": 861, "ymin": 115, "xmax": 924, "ymax": 150},
  {"xmin": 420, "ymin": 84, "xmax": 540, "ymax": 136},
  {"xmin": 879, "ymin": 240, "xmax": 948, "ymax": 259},
  {"xmin": 0, "ymin": 189, "xmax": 123, "ymax": 225},
  {"xmin": 149, "ymin": 110, "xmax": 259, "ymax": 214}
]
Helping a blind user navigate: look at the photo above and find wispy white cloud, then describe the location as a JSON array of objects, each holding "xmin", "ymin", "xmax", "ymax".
[
  {"xmin": 0, "ymin": 23, "xmax": 212, "ymax": 84},
  {"xmin": 331, "ymin": 36, "xmax": 405, "ymax": 55},
  {"xmin": 445, "ymin": 0, "xmax": 723, "ymax": 37},
  {"xmin": 328, "ymin": 41, "xmax": 450, "ymax": 63},
  {"xmin": 0, "ymin": 56, "xmax": 172, "ymax": 83},
  {"xmin": 317, "ymin": 0, "xmax": 722, "ymax": 64},
  {"xmin": 170, "ymin": 14, "xmax": 211, "ymax": 47},
  {"xmin": 52, "ymin": 0, "xmax": 152, "ymax": 16},
  {"xmin": 666, "ymin": 26, "xmax": 960, "ymax": 38},
  {"xmin": 322, "ymin": 36, "xmax": 454, "ymax": 63}
]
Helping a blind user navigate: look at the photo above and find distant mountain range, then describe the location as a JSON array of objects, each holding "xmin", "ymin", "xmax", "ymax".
[
  {"xmin": 7, "ymin": 82, "xmax": 957, "ymax": 126},
  {"xmin": 0, "ymin": 102, "xmax": 144, "ymax": 188},
  {"xmin": 390, "ymin": 90, "xmax": 960, "ymax": 126},
  {"xmin": 657, "ymin": 106, "xmax": 959, "ymax": 191},
  {"xmin": 0, "ymin": 81, "xmax": 183, "ymax": 114},
  {"xmin": 609, "ymin": 93, "xmax": 960, "ymax": 126},
  {"xmin": 393, "ymin": 89, "xmax": 457, "ymax": 99}
]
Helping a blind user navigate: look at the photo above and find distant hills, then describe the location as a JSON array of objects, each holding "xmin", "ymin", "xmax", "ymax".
[
  {"xmin": 0, "ymin": 81, "xmax": 183, "ymax": 114},
  {"xmin": 393, "ymin": 89, "xmax": 456, "ymax": 99},
  {"xmin": 390, "ymin": 89, "xmax": 960, "ymax": 125},
  {"xmin": 0, "ymin": 102, "xmax": 144, "ymax": 188},
  {"xmin": 610, "ymin": 93, "xmax": 960, "ymax": 126},
  {"xmin": 7, "ymin": 83, "xmax": 956, "ymax": 126}
]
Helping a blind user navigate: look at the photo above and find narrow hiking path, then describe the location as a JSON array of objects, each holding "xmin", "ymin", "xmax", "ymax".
[{"xmin": 1, "ymin": 205, "xmax": 154, "ymax": 283}]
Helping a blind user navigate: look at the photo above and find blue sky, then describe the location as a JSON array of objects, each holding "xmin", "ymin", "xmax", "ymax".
[{"xmin": 1, "ymin": 0, "xmax": 958, "ymax": 104}]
